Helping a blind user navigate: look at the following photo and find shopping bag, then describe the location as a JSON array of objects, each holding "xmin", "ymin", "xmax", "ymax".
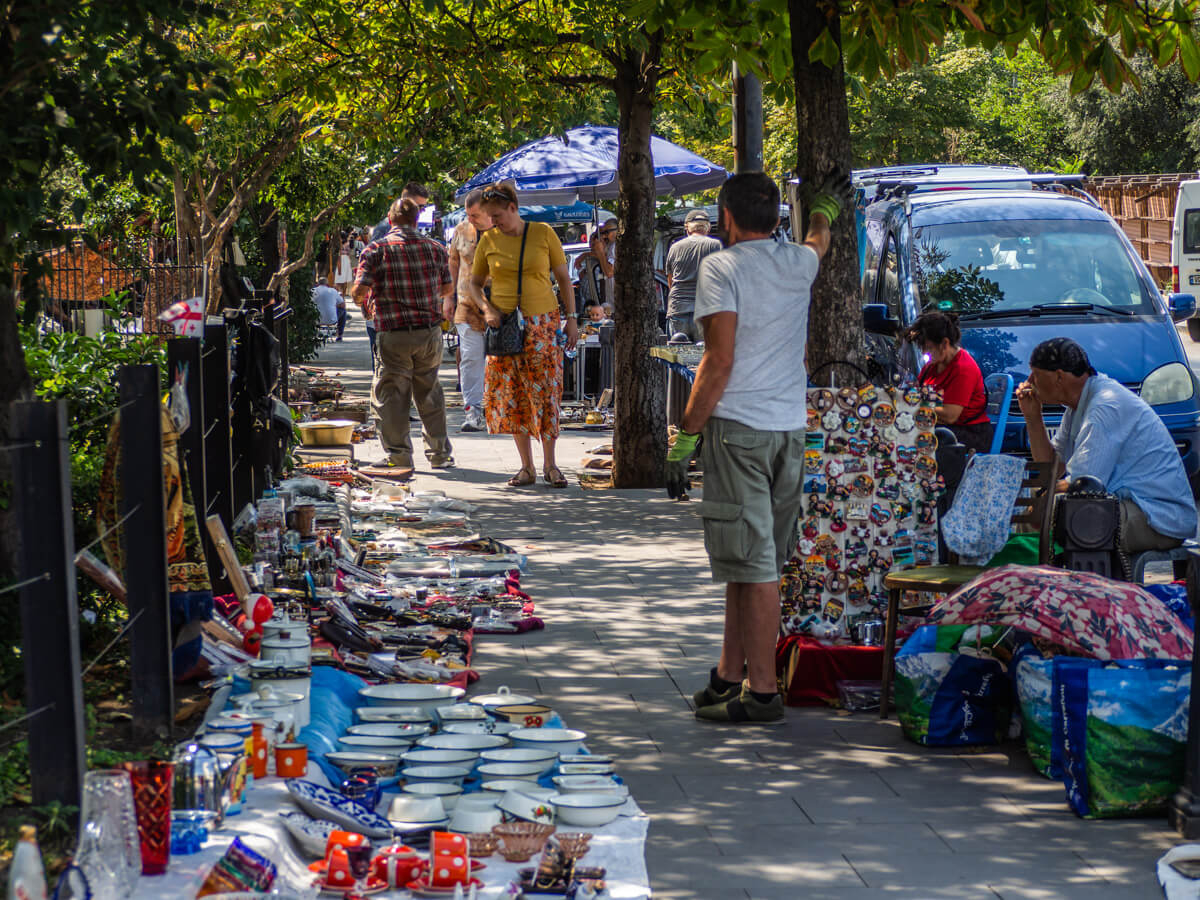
[
  {"xmin": 1053, "ymin": 658, "xmax": 1189, "ymax": 818},
  {"xmin": 894, "ymin": 625, "xmax": 1012, "ymax": 746}
]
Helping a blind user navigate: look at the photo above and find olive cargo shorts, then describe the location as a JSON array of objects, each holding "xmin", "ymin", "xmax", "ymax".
[{"xmin": 697, "ymin": 416, "xmax": 805, "ymax": 584}]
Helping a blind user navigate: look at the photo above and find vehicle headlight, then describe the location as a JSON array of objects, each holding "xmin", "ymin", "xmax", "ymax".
[{"xmin": 1141, "ymin": 362, "xmax": 1196, "ymax": 406}]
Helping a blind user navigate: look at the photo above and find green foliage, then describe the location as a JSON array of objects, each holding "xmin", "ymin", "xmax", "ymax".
[{"xmin": 1055, "ymin": 55, "xmax": 1200, "ymax": 173}]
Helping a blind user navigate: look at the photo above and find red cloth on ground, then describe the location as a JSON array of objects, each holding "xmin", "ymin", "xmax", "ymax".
[
  {"xmin": 918, "ymin": 347, "xmax": 988, "ymax": 425},
  {"xmin": 776, "ymin": 634, "xmax": 884, "ymax": 706}
]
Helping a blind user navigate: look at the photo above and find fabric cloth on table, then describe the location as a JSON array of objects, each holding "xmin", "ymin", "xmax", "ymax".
[
  {"xmin": 928, "ymin": 564, "xmax": 1194, "ymax": 660},
  {"xmin": 776, "ymin": 634, "xmax": 883, "ymax": 707},
  {"xmin": 941, "ymin": 452, "xmax": 1026, "ymax": 564}
]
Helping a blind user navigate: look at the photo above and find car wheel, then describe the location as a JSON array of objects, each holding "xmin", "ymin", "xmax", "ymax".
[{"xmin": 1188, "ymin": 318, "xmax": 1200, "ymax": 343}]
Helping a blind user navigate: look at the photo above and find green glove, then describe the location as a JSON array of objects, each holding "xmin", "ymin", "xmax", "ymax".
[
  {"xmin": 665, "ymin": 430, "xmax": 700, "ymax": 500},
  {"xmin": 804, "ymin": 169, "xmax": 854, "ymax": 225}
]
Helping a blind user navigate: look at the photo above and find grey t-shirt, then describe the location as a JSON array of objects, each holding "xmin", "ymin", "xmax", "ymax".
[
  {"xmin": 666, "ymin": 233, "xmax": 723, "ymax": 316},
  {"xmin": 693, "ymin": 239, "xmax": 818, "ymax": 431}
]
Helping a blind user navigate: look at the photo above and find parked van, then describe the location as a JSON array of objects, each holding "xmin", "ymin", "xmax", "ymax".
[{"xmin": 1172, "ymin": 178, "xmax": 1200, "ymax": 341}]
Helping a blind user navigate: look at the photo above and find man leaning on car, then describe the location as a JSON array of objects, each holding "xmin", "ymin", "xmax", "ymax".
[{"xmin": 1018, "ymin": 337, "xmax": 1197, "ymax": 553}]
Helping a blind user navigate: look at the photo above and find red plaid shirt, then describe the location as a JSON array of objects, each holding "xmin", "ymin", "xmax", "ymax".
[{"xmin": 354, "ymin": 226, "xmax": 451, "ymax": 331}]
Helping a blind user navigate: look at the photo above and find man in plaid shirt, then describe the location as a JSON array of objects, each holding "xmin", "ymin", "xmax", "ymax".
[{"xmin": 353, "ymin": 196, "xmax": 455, "ymax": 473}]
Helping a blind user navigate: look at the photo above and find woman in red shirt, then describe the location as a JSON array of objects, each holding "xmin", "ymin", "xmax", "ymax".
[{"xmin": 906, "ymin": 311, "xmax": 993, "ymax": 452}]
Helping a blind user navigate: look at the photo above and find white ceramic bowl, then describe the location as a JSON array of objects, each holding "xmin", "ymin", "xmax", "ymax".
[
  {"xmin": 497, "ymin": 789, "xmax": 556, "ymax": 825},
  {"xmin": 435, "ymin": 703, "xmax": 488, "ymax": 722},
  {"xmin": 441, "ymin": 721, "xmax": 519, "ymax": 737},
  {"xmin": 358, "ymin": 684, "xmax": 465, "ymax": 716},
  {"xmin": 417, "ymin": 733, "xmax": 508, "ymax": 753},
  {"xmin": 346, "ymin": 723, "xmax": 432, "ymax": 740},
  {"xmin": 477, "ymin": 761, "xmax": 544, "ymax": 782},
  {"xmin": 336, "ymin": 734, "xmax": 414, "ymax": 754},
  {"xmin": 509, "ymin": 727, "xmax": 586, "ymax": 756},
  {"xmin": 455, "ymin": 793, "xmax": 501, "ymax": 811},
  {"xmin": 400, "ymin": 765, "xmax": 471, "ymax": 786},
  {"xmin": 388, "ymin": 794, "xmax": 446, "ymax": 824},
  {"xmin": 479, "ymin": 747, "xmax": 559, "ymax": 776},
  {"xmin": 400, "ymin": 781, "xmax": 462, "ymax": 809},
  {"xmin": 558, "ymin": 762, "xmax": 614, "ymax": 776},
  {"xmin": 355, "ymin": 706, "xmax": 433, "ymax": 724},
  {"xmin": 325, "ymin": 750, "xmax": 402, "ymax": 778},
  {"xmin": 448, "ymin": 805, "xmax": 503, "ymax": 834},
  {"xmin": 480, "ymin": 778, "xmax": 539, "ymax": 795},
  {"xmin": 552, "ymin": 775, "xmax": 625, "ymax": 795},
  {"xmin": 401, "ymin": 748, "xmax": 479, "ymax": 769},
  {"xmin": 549, "ymin": 792, "xmax": 625, "ymax": 827},
  {"xmin": 467, "ymin": 687, "xmax": 538, "ymax": 709}
]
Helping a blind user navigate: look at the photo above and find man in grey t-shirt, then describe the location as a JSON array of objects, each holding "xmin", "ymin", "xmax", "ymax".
[
  {"xmin": 665, "ymin": 209, "xmax": 722, "ymax": 341},
  {"xmin": 663, "ymin": 170, "xmax": 852, "ymax": 725}
]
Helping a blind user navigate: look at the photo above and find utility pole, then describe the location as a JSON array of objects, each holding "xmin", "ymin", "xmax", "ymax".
[{"xmin": 732, "ymin": 62, "xmax": 764, "ymax": 174}]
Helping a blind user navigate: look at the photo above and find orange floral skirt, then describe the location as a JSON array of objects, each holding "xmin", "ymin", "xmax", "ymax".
[{"xmin": 484, "ymin": 311, "xmax": 562, "ymax": 439}]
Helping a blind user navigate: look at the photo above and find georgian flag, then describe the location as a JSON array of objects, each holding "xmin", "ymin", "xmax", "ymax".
[{"xmin": 158, "ymin": 297, "xmax": 205, "ymax": 336}]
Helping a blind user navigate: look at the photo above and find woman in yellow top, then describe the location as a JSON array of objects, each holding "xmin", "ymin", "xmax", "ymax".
[{"xmin": 466, "ymin": 183, "xmax": 579, "ymax": 487}]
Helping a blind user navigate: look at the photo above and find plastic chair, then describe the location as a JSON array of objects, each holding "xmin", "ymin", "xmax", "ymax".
[{"xmin": 984, "ymin": 372, "xmax": 1014, "ymax": 455}]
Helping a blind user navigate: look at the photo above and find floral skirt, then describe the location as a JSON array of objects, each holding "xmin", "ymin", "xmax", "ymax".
[{"xmin": 484, "ymin": 310, "xmax": 562, "ymax": 439}]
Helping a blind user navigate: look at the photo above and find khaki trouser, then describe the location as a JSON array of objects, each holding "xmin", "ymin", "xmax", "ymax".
[
  {"xmin": 372, "ymin": 326, "xmax": 451, "ymax": 467},
  {"xmin": 1119, "ymin": 498, "xmax": 1185, "ymax": 554}
]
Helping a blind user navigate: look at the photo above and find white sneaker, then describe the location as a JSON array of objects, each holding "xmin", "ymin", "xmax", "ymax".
[{"xmin": 460, "ymin": 409, "xmax": 486, "ymax": 432}]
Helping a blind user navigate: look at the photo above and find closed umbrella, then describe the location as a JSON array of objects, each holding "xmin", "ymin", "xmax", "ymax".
[
  {"xmin": 455, "ymin": 125, "xmax": 727, "ymax": 205},
  {"xmin": 926, "ymin": 564, "xmax": 1193, "ymax": 660}
]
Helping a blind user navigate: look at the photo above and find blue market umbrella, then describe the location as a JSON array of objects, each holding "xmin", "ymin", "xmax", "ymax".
[{"xmin": 455, "ymin": 125, "xmax": 728, "ymax": 205}]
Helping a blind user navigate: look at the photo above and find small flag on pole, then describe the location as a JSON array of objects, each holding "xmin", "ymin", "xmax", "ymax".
[{"xmin": 158, "ymin": 297, "xmax": 205, "ymax": 336}]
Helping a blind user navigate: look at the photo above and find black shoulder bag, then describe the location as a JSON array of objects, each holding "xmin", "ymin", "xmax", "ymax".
[{"xmin": 484, "ymin": 223, "xmax": 529, "ymax": 357}]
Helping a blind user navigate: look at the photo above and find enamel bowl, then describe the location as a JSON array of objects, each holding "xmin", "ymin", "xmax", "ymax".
[
  {"xmin": 481, "ymin": 778, "xmax": 540, "ymax": 795},
  {"xmin": 355, "ymin": 706, "xmax": 433, "ymax": 725},
  {"xmin": 497, "ymin": 789, "xmax": 556, "ymax": 825},
  {"xmin": 552, "ymin": 775, "xmax": 627, "ymax": 795},
  {"xmin": 336, "ymin": 734, "xmax": 414, "ymax": 754},
  {"xmin": 400, "ymin": 765, "xmax": 471, "ymax": 786},
  {"xmin": 417, "ymin": 733, "xmax": 509, "ymax": 753},
  {"xmin": 400, "ymin": 781, "xmax": 463, "ymax": 810},
  {"xmin": 558, "ymin": 762, "xmax": 614, "ymax": 776},
  {"xmin": 435, "ymin": 703, "xmax": 489, "ymax": 722},
  {"xmin": 559, "ymin": 754, "xmax": 612, "ymax": 766},
  {"xmin": 401, "ymin": 748, "xmax": 479, "ymax": 769},
  {"xmin": 325, "ymin": 750, "xmax": 402, "ymax": 779},
  {"xmin": 509, "ymin": 727, "xmax": 586, "ymax": 756},
  {"xmin": 477, "ymin": 761, "xmax": 544, "ymax": 783},
  {"xmin": 479, "ymin": 747, "xmax": 558, "ymax": 776},
  {"xmin": 441, "ymin": 721, "xmax": 519, "ymax": 737},
  {"xmin": 467, "ymin": 686, "xmax": 538, "ymax": 709},
  {"xmin": 549, "ymin": 792, "xmax": 625, "ymax": 827},
  {"xmin": 358, "ymin": 683, "xmax": 465, "ymax": 715},
  {"xmin": 346, "ymin": 722, "xmax": 432, "ymax": 740}
]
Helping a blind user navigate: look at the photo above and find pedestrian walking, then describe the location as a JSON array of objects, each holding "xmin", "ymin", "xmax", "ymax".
[
  {"xmin": 353, "ymin": 197, "xmax": 455, "ymax": 475},
  {"xmin": 665, "ymin": 209, "xmax": 722, "ymax": 341},
  {"xmin": 665, "ymin": 170, "xmax": 852, "ymax": 724},
  {"xmin": 448, "ymin": 189, "xmax": 493, "ymax": 433},
  {"xmin": 465, "ymin": 182, "xmax": 578, "ymax": 488}
]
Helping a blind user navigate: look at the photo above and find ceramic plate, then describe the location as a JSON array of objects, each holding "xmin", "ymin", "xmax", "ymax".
[
  {"xmin": 279, "ymin": 811, "xmax": 336, "ymax": 858},
  {"xmin": 285, "ymin": 779, "xmax": 393, "ymax": 839},
  {"xmin": 406, "ymin": 877, "xmax": 485, "ymax": 897}
]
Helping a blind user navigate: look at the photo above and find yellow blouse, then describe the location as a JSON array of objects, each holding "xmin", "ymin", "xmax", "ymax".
[{"xmin": 472, "ymin": 221, "xmax": 567, "ymax": 316}]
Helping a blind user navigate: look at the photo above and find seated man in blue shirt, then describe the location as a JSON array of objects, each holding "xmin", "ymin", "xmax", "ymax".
[{"xmin": 1017, "ymin": 337, "xmax": 1197, "ymax": 553}]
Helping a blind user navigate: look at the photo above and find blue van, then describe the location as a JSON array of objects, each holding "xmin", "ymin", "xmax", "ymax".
[{"xmin": 856, "ymin": 176, "xmax": 1200, "ymax": 480}]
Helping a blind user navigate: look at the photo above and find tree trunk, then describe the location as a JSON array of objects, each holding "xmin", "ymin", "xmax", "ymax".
[
  {"xmin": 610, "ymin": 36, "xmax": 666, "ymax": 489},
  {"xmin": 790, "ymin": 0, "xmax": 862, "ymax": 383}
]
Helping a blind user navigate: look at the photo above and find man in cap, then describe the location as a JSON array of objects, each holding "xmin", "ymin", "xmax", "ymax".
[
  {"xmin": 665, "ymin": 209, "xmax": 722, "ymax": 341},
  {"xmin": 1017, "ymin": 336, "xmax": 1196, "ymax": 552}
]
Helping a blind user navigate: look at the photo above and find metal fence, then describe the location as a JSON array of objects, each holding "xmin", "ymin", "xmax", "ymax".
[{"xmin": 23, "ymin": 237, "xmax": 203, "ymax": 335}]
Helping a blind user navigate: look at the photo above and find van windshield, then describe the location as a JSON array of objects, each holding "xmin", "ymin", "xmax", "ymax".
[{"xmin": 911, "ymin": 218, "xmax": 1156, "ymax": 316}]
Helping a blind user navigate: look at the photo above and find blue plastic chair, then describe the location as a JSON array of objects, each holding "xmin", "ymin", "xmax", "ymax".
[{"xmin": 984, "ymin": 372, "xmax": 1014, "ymax": 454}]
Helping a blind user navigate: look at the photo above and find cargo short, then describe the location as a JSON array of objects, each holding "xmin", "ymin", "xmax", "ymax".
[{"xmin": 697, "ymin": 416, "xmax": 805, "ymax": 584}]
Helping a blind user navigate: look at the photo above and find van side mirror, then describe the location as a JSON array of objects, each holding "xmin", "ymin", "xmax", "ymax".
[
  {"xmin": 1168, "ymin": 293, "xmax": 1197, "ymax": 322},
  {"xmin": 863, "ymin": 303, "xmax": 900, "ymax": 336}
]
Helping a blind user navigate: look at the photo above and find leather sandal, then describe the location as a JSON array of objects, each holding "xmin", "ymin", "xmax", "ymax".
[
  {"xmin": 507, "ymin": 467, "xmax": 536, "ymax": 487},
  {"xmin": 544, "ymin": 466, "xmax": 568, "ymax": 489}
]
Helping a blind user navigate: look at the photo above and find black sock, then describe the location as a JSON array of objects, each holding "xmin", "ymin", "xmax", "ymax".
[
  {"xmin": 710, "ymin": 667, "xmax": 739, "ymax": 692},
  {"xmin": 749, "ymin": 689, "xmax": 777, "ymax": 704}
]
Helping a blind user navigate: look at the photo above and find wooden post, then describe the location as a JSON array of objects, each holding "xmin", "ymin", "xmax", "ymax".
[
  {"xmin": 732, "ymin": 62, "xmax": 764, "ymax": 174},
  {"xmin": 119, "ymin": 364, "xmax": 174, "ymax": 741},
  {"xmin": 11, "ymin": 401, "xmax": 86, "ymax": 807}
]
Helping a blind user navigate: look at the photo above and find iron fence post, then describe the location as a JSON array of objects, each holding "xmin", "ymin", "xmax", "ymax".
[{"xmin": 1169, "ymin": 547, "xmax": 1200, "ymax": 836}]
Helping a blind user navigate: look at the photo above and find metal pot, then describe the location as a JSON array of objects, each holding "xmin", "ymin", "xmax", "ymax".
[
  {"xmin": 172, "ymin": 742, "xmax": 241, "ymax": 825},
  {"xmin": 261, "ymin": 629, "xmax": 310, "ymax": 666},
  {"xmin": 249, "ymin": 660, "xmax": 312, "ymax": 727},
  {"xmin": 855, "ymin": 619, "xmax": 885, "ymax": 647}
]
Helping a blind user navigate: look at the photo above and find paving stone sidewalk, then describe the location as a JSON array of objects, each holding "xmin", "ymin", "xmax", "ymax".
[{"xmin": 312, "ymin": 313, "xmax": 1177, "ymax": 899}]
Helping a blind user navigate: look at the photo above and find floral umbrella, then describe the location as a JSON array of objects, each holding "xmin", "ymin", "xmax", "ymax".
[{"xmin": 926, "ymin": 564, "xmax": 1192, "ymax": 660}]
